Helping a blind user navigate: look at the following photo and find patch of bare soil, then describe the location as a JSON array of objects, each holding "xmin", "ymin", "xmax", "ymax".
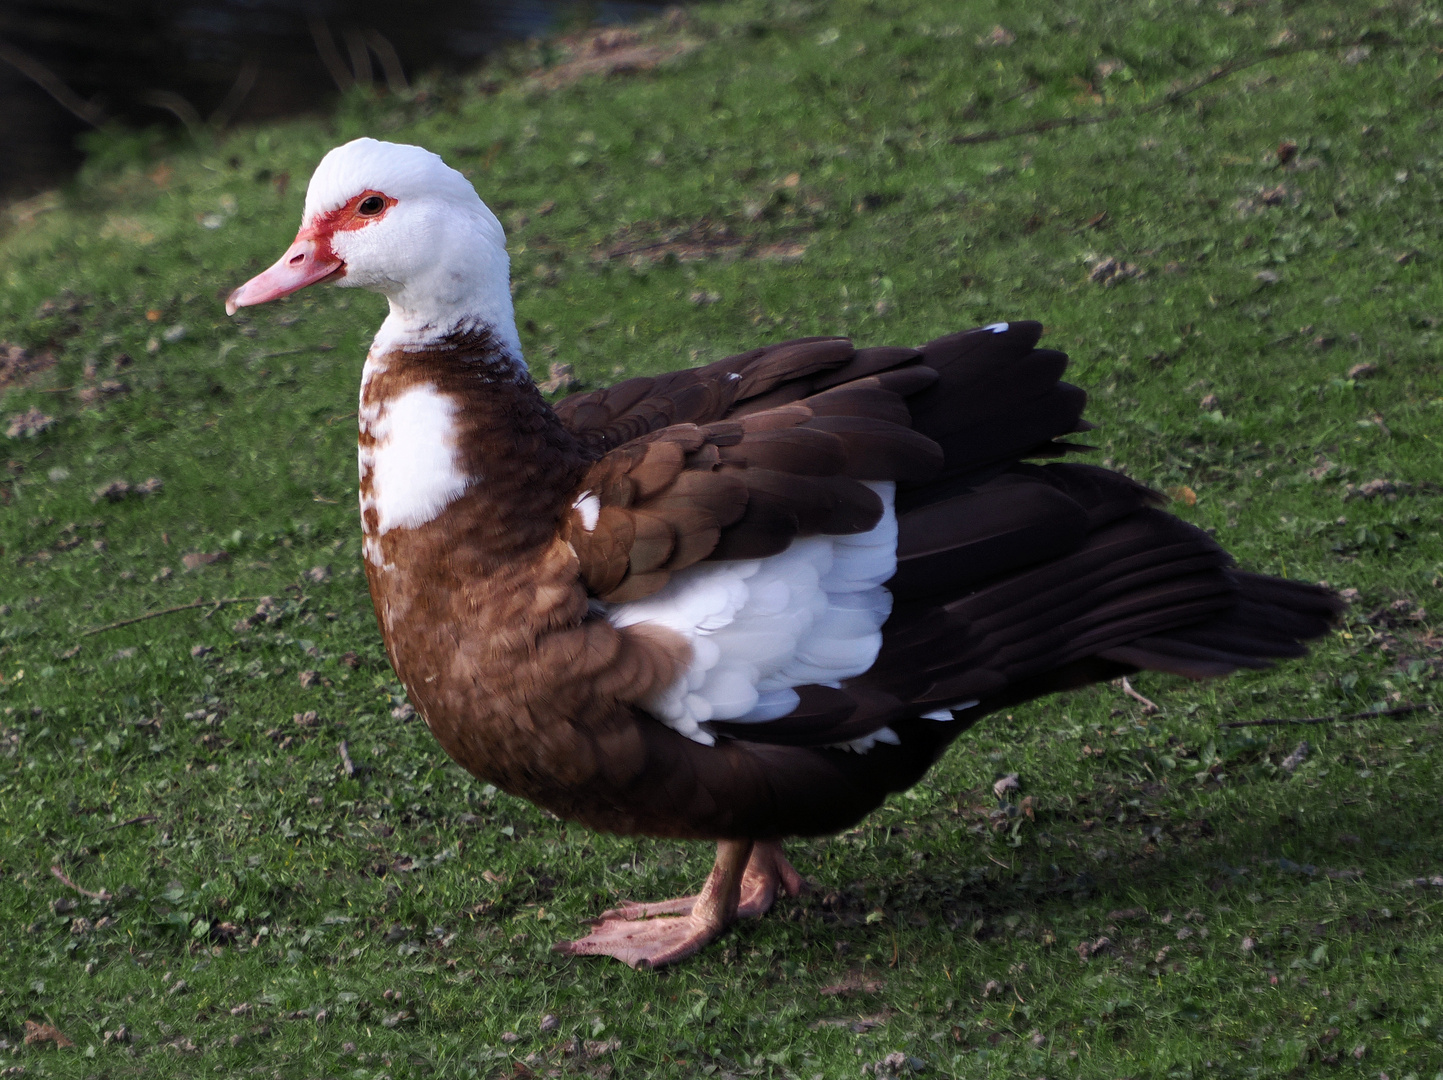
[
  {"xmin": 528, "ymin": 19, "xmax": 699, "ymax": 92},
  {"xmin": 0, "ymin": 341, "xmax": 57, "ymax": 393}
]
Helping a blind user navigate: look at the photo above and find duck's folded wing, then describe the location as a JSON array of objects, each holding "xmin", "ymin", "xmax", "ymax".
[
  {"xmin": 552, "ymin": 336, "xmax": 946, "ymax": 453},
  {"xmin": 561, "ymin": 382, "xmax": 942, "ymax": 604}
]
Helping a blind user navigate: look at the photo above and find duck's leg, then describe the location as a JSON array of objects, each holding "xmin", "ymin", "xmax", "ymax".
[
  {"xmin": 556, "ymin": 840, "xmax": 802, "ymax": 968},
  {"xmin": 737, "ymin": 840, "xmax": 805, "ymax": 917}
]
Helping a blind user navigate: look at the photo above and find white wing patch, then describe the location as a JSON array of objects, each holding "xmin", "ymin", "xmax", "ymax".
[
  {"xmin": 359, "ymin": 382, "xmax": 471, "ymax": 567},
  {"xmin": 572, "ymin": 490, "xmax": 601, "ymax": 532},
  {"xmin": 983, "ymin": 322, "xmax": 1009, "ymax": 334},
  {"xmin": 602, "ymin": 481, "xmax": 898, "ymax": 746}
]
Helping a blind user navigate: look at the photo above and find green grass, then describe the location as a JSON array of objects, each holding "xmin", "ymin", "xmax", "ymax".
[{"xmin": 1, "ymin": 0, "xmax": 1441, "ymax": 1075}]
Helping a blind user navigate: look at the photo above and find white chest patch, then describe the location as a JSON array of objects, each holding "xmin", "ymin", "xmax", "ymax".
[
  {"xmin": 358, "ymin": 382, "xmax": 471, "ymax": 565},
  {"xmin": 601, "ymin": 481, "xmax": 898, "ymax": 746}
]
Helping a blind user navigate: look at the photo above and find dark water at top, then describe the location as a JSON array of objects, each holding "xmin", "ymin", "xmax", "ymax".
[{"xmin": 0, "ymin": 0, "xmax": 673, "ymax": 197}]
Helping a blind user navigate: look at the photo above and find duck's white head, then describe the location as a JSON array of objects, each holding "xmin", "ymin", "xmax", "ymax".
[{"xmin": 227, "ymin": 138, "xmax": 519, "ymax": 358}]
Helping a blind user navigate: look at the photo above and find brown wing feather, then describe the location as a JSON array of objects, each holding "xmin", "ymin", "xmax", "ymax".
[{"xmin": 559, "ymin": 336, "xmax": 950, "ymax": 603}]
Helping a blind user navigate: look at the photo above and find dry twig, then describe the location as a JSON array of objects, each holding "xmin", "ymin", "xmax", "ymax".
[
  {"xmin": 81, "ymin": 596, "xmax": 266, "ymax": 637},
  {"xmin": 1121, "ymin": 677, "xmax": 1159, "ymax": 714},
  {"xmin": 51, "ymin": 864, "xmax": 112, "ymax": 901}
]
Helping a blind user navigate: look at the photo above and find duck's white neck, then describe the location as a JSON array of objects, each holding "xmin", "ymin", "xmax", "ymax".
[
  {"xmin": 371, "ymin": 298, "xmax": 522, "ymax": 362},
  {"xmin": 349, "ymin": 201, "xmax": 523, "ymax": 363}
]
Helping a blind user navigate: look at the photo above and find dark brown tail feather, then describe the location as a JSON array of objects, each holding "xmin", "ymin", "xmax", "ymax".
[{"xmin": 872, "ymin": 460, "xmax": 1343, "ymax": 717}]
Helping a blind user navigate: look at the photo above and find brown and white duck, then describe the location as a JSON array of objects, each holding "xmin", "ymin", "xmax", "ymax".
[{"xmin": 228, "ymin": 138, "xmax": 1342, "ymax": 968}]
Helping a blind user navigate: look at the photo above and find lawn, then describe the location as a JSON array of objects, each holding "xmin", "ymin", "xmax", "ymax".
[{"xmin": 1, "ymin": 0, "xmax": 1441, "ymax": 1076}]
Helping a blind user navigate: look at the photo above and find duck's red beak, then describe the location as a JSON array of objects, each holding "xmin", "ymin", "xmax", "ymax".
[{"xmin": 225, "ymin": 233, "xmax": 345, "ymax": 315}]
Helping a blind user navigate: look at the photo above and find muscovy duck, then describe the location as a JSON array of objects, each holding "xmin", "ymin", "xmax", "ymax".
[{"xmin": 227, "ymin": 138, "xmax": 1342, "ymax": 967}]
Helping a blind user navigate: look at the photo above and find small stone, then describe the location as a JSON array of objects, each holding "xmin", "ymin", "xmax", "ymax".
[
  {"xmin": 1241, "ymin": 936, "xmax": 1256, "ymax": 952},
  {"xmin": 298, "ymin": 670, "xmax": 320, "ymax": 688},
  {"xmin": 1347, "ymin": 362, "xmax": 1377, "ymax": 380},
  {"xmin": 190, "ymin": 644, "xmax": 214, "ymax": 658},
  {"xmin": 1255, "ymin": 270, "xmax": 1279, "ymax": 284},
  {"xmin": 94, "ymin": 479, "xmax": 132, "ymax": 502},
  {"xmin": 162, "ymin": 323, "xmax": 187, "ymax": 343},
  {"xmin": 540, "ymin": 1013, "xmax": 559, "ymax": 1032},
  {"xmin": 229, "ymin": 1002, "xmax": 251, "ymax": 1016},
  {"xmin": 168, "ymin": 979, "xmax": 188, "ymax": 995},
  {"xmin": 501, "ymin": 1031, "xmax": 520, "ymax": 1044},
  {"xmin": 391, "ymin": 702, "xmax": 416, "ymax": 721},
  {"xmin": 305, "ymin": 565, "xmax": 331, "ymax": 583},
  {"xmin": 293, "ymin": 710, "xmax": 319, "ymax": 727},
  {"xmin": 1199, "ymin": 393, "xmax": 1220, "ymax": 411}
]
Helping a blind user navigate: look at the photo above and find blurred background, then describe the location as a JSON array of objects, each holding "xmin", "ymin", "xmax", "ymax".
[{"xmin": 0, "ymin": 0, "xmax": 678, "ymax": 198}]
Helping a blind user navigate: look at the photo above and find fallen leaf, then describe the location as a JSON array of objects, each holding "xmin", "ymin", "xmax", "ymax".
[
  {"xmin": 24, "ymin": 1020, "xmax": 74, "ymax": 1048},
  {"xmin": 1167, "ymin": 485, "xmax": 1198, "ymax": 506},
  {"xmin": 538, "ymin": 362, "xmax": 579, "ymax": 395},
  {"xmin": 1280, "ymin": 740, "xmax": 1310, "ymax": 772},
  {"xmin": 1088, "ymin": 258, "xmax": 1140, "ymax": 286}
]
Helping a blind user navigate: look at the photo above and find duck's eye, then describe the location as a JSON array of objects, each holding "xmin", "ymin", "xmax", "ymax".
[{"xmin": 357, "ymin": 195, "xmax": 387, "ymax": 216}]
